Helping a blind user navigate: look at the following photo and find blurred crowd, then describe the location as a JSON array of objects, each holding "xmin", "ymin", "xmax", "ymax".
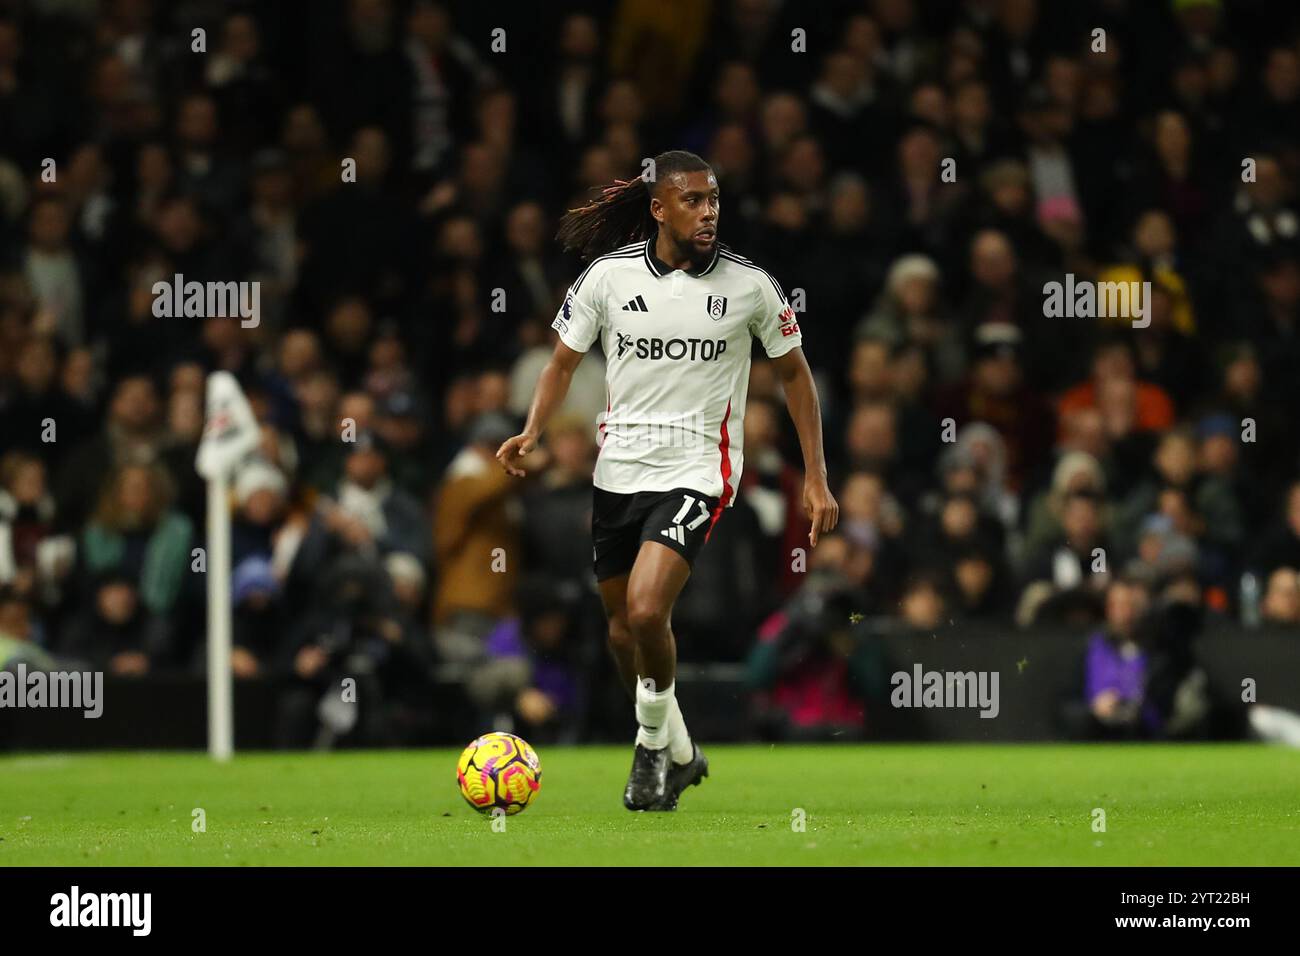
[{"xmin": 2, "ymin": 0, "xmax": 1300, "ymax": 745}]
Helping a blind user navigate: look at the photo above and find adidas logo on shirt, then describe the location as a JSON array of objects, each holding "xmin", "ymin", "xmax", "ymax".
[{"xmin": 621, "ymin": 295, "xmax": 649, "ymax": 312}]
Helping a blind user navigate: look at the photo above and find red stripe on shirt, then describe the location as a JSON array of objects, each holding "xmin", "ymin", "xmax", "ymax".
[
  {"xmin": 705, "ymin": 399, "xmax": 733, "ymax": 543},
  {"xmin": 596, "ymin": 386, "xmax": 610, "ymax": 459}
]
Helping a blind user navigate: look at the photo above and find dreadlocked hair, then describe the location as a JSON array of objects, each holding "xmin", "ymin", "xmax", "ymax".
[{"xmin": 556, "ymin": 150, "xmax": 713, "ymax": 262}]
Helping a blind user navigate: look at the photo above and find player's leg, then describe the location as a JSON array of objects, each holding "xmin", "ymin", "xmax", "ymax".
[
  {"xmin": 622, "ymin": 538, "xmax": 712, "ymax": 808},
  {"xmin": 592, "ymin": 487, "xmax": 647, "ymax": 700},
  {"xmin": 616, "ymin": 487, "xmax": 718, "ymax": 809},
  {"xmin": 624, "ymin": 539, "xmax": 692, "ymax": 694},
  {"xmin": 597, "ymin": 572, "xmax": 641, "ymax": 700},
  {"xmin": 600, "ymin": 571, "xmax": 705, "ymax": 805},
  {"xmin": 626, "ymin": 486, "xmax": 718, "ymax": 749},
  {"xmin": 620, "ymin": 540, "xmax": 691, "ymax": 809},
  {"xmin": 632, "ymin": 618, "xmax": 706, "ymax": 803},
  {"xmin": 601, "ymin": 568, "xmax": 701, "ymax": 755}
]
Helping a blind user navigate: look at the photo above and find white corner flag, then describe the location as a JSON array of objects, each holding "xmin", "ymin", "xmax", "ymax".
[{"xmin": 196, "ymin": 372, "xmax": 260, "ymax": 761}]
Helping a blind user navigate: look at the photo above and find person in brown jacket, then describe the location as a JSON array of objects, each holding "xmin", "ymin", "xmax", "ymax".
[{"xmin": 432, "ymin": 411, "xmax": 549, "ymax": 674}]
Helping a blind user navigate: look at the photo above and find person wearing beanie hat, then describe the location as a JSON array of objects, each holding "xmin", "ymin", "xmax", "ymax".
[
  {"xmin": 972, "ymin": 320, "xmax": 1023, "ymax": 359},
  {"xmin": 232, "ymin": 459, "xmax": 289, "ymax": 568},
  {"xmin": 1022, "ymin": 449, "xmax": 1106, "ymax": 566},
  {"xmin": 855, "ymin": 253, "xmax": 965, "ymax": 385},
  {"xmin": 384, "ymin": 550, "xmax": 428, "ymax": 617},
  {"xmin": 234, "ymin": 459, "xmax": 288, "ymax": 510}
]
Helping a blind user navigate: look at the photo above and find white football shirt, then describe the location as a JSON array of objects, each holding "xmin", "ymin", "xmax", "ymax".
[{"xmin": 550, "ymin": 231, "xmax": 803, "ymax": 510}]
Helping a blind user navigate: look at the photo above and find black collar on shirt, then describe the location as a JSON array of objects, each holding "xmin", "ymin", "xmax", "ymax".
[{"xmin": 643, "ymin": 230, "xmax": 722, "ymax": 278}]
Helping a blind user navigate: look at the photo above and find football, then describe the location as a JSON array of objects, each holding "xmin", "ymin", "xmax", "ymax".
[{"xmin": 456, "ymin": 732, "xmax": 543, "ymax": 815}]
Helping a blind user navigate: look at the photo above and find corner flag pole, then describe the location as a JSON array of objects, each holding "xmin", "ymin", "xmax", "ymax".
[
  {"xmin": 206, "ymin": 469, "xmax": 234, "ymax": 761},
  {"xmin": 196, "ymin": 372, "xmax": 260, "ymax": 762}
]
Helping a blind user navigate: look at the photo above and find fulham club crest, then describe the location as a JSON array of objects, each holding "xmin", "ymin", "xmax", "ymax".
[{"xmin": 706, "ymin": 295, "xmax": 728, "ymax": 320}]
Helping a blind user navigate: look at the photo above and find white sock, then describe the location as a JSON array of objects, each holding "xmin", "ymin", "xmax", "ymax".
[
  {"xmin": 635, "ymin": 676, "xmax": 673, "ymax": 750},
  {"xmin": 666, "ymin": 695, "xmax": 694, "ymax": 765}
]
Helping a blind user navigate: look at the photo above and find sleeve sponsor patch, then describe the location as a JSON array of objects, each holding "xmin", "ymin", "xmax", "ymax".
[{"xmin": 778, "ymin": 305, "xmax": 800, "ymax": 337}]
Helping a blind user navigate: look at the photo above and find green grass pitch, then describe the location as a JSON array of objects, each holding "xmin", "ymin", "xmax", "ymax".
[{"xmin": 2, "ymin": 744, "xmax": 1298, "ymax": 866}]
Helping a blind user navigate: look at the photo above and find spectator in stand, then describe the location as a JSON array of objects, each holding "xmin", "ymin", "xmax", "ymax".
[
  {"xmin": 1130, "ymin": 514, "xmax": 1191, "ymax": 576},
  {"xmin": 934, "ymin": 322, "xmax": 1055, "ymax": 494},
  {"xmin": 22, "ymin": 195, "xmax": 85, "ymax": 349},
  {"xmin": 159, "ymin": 380, "xmax": 206, "ymax": 527},
  {"xmin": 1215, "ymin": 155, "xmax": 1297, "ymax": 281},
  {"xmin": 55, "ymin": 375, "xmax": 164, "ymax": 531},
  {"xmin": 277, "ymin": 553, "xmax": 434, "ymax": 748},
  {"xmin": 0, "ymin": 586, "xmax": 58, "ymax": 671},
  {"xmin": 1239, "ymin": 252, "xmax": 1300, "ymax": 404},
  {"xmin": 963, "ymin": 159, "xmax": 1057, "ymax": 274},
  {"xmin": 330, "ymin": 430, "xmax": 430, "ymax": 566},
  {"xmin": 856, "ymin": 253, "xmax": 963, "ymax": 385},
  {"xmin": 748, "ymin": 534, "xmax": 887, "ymax": 741},
  {"xmin": 950, "ymin": 542, "xmax": 1009, "ymax": 620},
  {"xmin": 1016, "ymin": 488, "xmax": 1111, "ymax": 628},
  {"xmin": 1260, "ymin": 567, "xmax": 1300, "ymax": 626},
  {"xmin": 897, "ymin": 570, "xmax": 949, "ymax": 632},
  {"xmin": 469, "ymin": 581, "xmax": 588, "ymax": 743},
  {"xmin": 1064, "ymin": 577, "xmax": 1162, "ymax": 740},
  {"xmin": 229, "ymin": 554, "xmax": 286, "ymax": 680},
  {"xmin": 0, "ymin": 451, "xmax": 75, "ymax": 612},
  {"xmin": 837, "ymin": 470, "xmax": 905, "ymax": 602},
  {"xmin": 738, "ymin": 397, "xmax": 806, "ymax": 603},
  {"xmin": 1116, "ymin": 426, "xmax": 1244, "ymax": 579},
  {"xmin": 231, "ymin": 459, "xmax": 289, "ymax": 567},
  {"xmin": 385, "ymin": 550, "xmax": 431, "ymax": 646},
  {"xmin": 1207, "ymin": 342, "xmax": 1294, "ymax": 515},
  {"xmin": 946, "ymin": 422, "xmax": 1021, "ymax": 536},
  {"xmin": 432, "ymin": 411, "xmax": 545, "ymax": 673},
  {"xmin": 519, "ymin": 412, "xmax": 595, "ymax": 601},
  {"xmin": 0, "ymin": 336, "xmax": 94, "ymax": 471},
  {"xmin": 77, "ymin": 462, "xmax": 192, "ymax": 639},
  {"xmin": 1057, "ymin": 338, "xmax": 1176, "ymax": 444},
  {"xmin": 1247, "ymin": 480, "xmax": 1300, "ymax": 577},
  {"xmin": 1021, "ymin": 451, "xmax": 1107, "ymax": 571},
  {"xmin": 60, "ymin": 571, "xmax": 160, "ymax": 676},
  {"xmin": 371, "ymin": 386, "xmax": 436, "ymax": 497}
]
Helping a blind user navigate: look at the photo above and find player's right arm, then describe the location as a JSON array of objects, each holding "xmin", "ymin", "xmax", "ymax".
[
  {"xmin": 497, "ymin": 273, "xmax": 604, "ymax": 476},
  {"xmin": 496, "ymin": 339, "xmax": 585, "ymax": 476}
]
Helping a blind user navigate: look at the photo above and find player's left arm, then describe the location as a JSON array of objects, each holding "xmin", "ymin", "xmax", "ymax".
[{"xmin": 770, "ymin": 346, "xmax": 838, "ymax": 547}]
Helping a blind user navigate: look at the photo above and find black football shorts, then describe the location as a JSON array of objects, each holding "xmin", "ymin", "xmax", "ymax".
[{"xmin": 592, "ymin": 486, "xmax": 722, "ymax": 581}]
